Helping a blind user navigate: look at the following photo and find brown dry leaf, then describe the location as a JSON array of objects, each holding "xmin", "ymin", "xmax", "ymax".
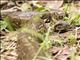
[
  {"xmin": 50, "ymin": 46, "xmax": 71, "ymax": 60},
  {"xmin": 70, "ymin": 2, "xmax": 80, "ymax": 13},
  {"xmin": 45, "ymin": 0, "xmax": 63, "ymax": 9},
  {"xmin": 0, "ymin": 32, "xmax": 18, "ymax": 60},
  {"xmin": 0, "ymin": 1, "xmax": 8, "ymax": 5},
  {"xmin": 76, "ymin": 56, "xmax": 80, "ymax": 60},
  {"xmin": 28, "ymin": 0, "xmax": 63, "ymax": 9}
]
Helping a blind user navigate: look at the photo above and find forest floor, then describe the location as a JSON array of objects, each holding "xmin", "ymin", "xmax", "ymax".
[{"xmin": 0, "ymin": 0, "xmax": 80, "ymax": 60}]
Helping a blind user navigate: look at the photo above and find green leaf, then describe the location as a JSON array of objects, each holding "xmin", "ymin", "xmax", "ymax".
[
  {"xmin": 3, "ymin": 17, "xmax": 15, "ymax": 31},
  {"xmin": 64, "ymin": 12, "xmax": 80, "ymax": 26},
  {"xmin": 0, "ymin": 21, "xmax": 8, "ymax": 30},
  {"xmin": 35, "ymin": 7, "xmax": 47, "ymax": 12},
  {"xmin": 68, "ymin": 34, "xmax": 76, "ymax": 45}
]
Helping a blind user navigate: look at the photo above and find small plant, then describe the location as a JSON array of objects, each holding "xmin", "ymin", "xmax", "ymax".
[
  {"xmin": 70, "ymin": 47, "xmax": 77, "ymax": 60},
  {"xmin": 63, "ymin": 3, "xmax": 80, "ymax": 26},
  {"xmin": 38, "ymin": 52, "xmax": 53, "ymax": 60},
  {"xmin": 32, "ymin": 27, "xmax": 52, "ymax": 60},
  {"xmin": 68, "ymin": 34, "xmax": 76, "ymax": 46},
  {"xmin": 0, "ymin": 17, "xmax": 15, "ymax": 31},
  {"xmin": 0, "ymin": 21, "xmax": 8, "ymax": 31},
  {"xmin": 64, "ymin": 12, "xmax": 80, "ymax": 26}
]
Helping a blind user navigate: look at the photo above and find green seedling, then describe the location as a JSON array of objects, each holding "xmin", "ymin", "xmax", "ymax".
[
  {"xmin": 3, "ymin": 17, "xmax": 15, "ymax": 31},
  {"xmin": 68, "ymin": 34, "xmax": 76, "ymax": 46}
]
